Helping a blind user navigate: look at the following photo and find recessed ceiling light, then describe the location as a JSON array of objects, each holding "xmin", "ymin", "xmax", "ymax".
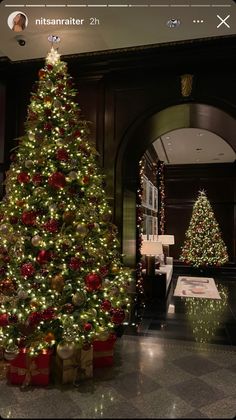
[
  {"xmin": 167, "ymin": 142, "xmax": 172, "ymax": 146},
  {"xmin": 165, "ymin": 136, "xmax": 170, "ymax": 140},
  {"xmin": 197, "ymin": 133, "xmax": 204, "ymax": 137}
]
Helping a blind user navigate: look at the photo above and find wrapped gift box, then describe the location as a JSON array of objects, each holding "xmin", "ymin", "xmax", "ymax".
[
  {"xmin": 55, "ymin": 345, "xmax": 93, "ymax": 385},
  {"xmin": 7, "ymin": 349, "xmax": 52, "ymax": 386},
  {"xmin": 93, "ymin": 334, "xmax": 116, "ymax": 368},
  {"xmin": 0, "ymin": 360, "xmax": 9, "ymax": 381}
]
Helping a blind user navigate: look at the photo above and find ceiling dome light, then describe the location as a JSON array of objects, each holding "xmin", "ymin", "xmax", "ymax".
[{"xmin": 48, "ymin": 35, "xmax": 60, "ymax": 44}]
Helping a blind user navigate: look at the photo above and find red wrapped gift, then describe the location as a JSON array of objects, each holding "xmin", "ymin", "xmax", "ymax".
[
  {"xmin": 8, "ymin": 348, "xmax": 52, "ymax": 386},
  {"xmin": 93, "ymin": 334, "xmax": 116, "ymax": 368}
]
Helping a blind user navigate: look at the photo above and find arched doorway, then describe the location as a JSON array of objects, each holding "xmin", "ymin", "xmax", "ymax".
[{"xmin": 115, "ymin": 103, "xmax": 236, "ymax": 267}]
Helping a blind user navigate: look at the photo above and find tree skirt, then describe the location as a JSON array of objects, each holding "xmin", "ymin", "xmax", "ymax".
[{"xmin": 173, "ymin": 276, "xmax": 221, "ymax": 300}]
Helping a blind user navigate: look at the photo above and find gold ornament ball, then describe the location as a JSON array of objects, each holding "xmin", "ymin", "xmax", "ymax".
[
  {"xmin": 62, "ymin": 238, "xmax": 72, "ymax": 247},
  {"xmin": 25, "ymin": 160, "xmax": 34, "ymax": 168},
  {"xmin": 86, "ymin": 308, "xmax": 97, "ymax": 318},
  {"xmin": 57, "ymin": 341, "xmax": 75, "ymax": 360},
  {"xmin": 111, "ymin": 265, "xmax": 119, "ymax": 273},
  {"xmin": 63, "ymin": 211, "xmax": 76, "ymax": 225},
  {"xmin": 33, "ymin": 187, "xmax": 46, "ymax": 198},
  {"xmin": 4, "ymin": 345, "xmax": 19, "ymax": 361},
  {"xmin": 28, "ymin": 132, "xmax": 35, "ymax": 141},
  {"xmin": 31, "ymin": 235, "xmax": 42, "ymax": 247},
  {"xmin": 17, "ymin": 288, "xmax": 28, "ymax": 299},
  {"xmin": 53, "ymin": 99, "xmax": 62, "ymax": 108},
  {"xmin": 76, "ymin": 223, "xmax": 88, "ymax": 237},
  {"xmin": 0, "ymin": 224, "xmax": 12, "ymax": 235},
  {"xmin": 72, "ymin": 291, "xmax": 86, "ymax": 307},
  {"xmin": 50, "ymin": 274, "xmax": 65, "ymax": 293},
  {"xmin": 49, "ymin": 204, "xmax": 57, "ymax": 212},
  {"xmin": 68, "ymin": 171, "xmax": 77, "ymax": 181}
]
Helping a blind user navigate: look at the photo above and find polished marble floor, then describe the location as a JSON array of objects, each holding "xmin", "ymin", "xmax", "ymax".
[{"xmin": 1, "ymin": 271, "xmax": 236, "ymax": 419}]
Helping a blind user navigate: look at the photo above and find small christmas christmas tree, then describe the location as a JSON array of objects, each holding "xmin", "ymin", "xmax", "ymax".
[
  {"xmin": 179, "ymin": 190, "xmax": 228, "ymax": 268},
  {"xmin": 0, "ymin": 47, "xmax": 131, "ymax": 357}
]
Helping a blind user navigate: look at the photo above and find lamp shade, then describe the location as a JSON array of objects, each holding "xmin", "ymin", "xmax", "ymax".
[
  {"xmin": 141, "ymin": 240, "xmax": 163, "ymax": 256},
  {"xmin": 157, "ymin": 235, "xmax": 175, "ymax": 245}
]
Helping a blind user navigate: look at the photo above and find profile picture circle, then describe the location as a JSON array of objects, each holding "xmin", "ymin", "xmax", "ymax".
[{"xmin": 7, "ymin": 11, "xmax": 28, "ymax": 32}]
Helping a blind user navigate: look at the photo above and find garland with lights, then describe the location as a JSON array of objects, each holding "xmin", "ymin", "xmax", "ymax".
[
  {"xmin": 135, "ymin": 159, "xmax": 146, "ymax": 321},
  {"xmin": 157, "ymin": 160, "xmax": 165, "ymax": 234},
  {"xmin": 0, "ymin": 47, "xmax": 132, "ymax": 358},
  {"xmin": 179, "ymin": 190, "xmax": 229, "ymax": 268}
]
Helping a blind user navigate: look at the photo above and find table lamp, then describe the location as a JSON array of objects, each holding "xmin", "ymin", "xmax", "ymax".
[
  {"xmin": 157, "ymin": 235, "xmax": 175, "ymax": 258},
  {"xmin": 141, "ymin": 240, "xmax": 163, "ymax": 276}
]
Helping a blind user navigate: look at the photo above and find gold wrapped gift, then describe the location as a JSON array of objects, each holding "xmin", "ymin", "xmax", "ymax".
[{"xmin": 55, "ymin": 346, "xmax": 93, "ymax": 385}]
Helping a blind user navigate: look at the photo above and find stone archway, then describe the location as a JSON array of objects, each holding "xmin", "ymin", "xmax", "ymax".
[{"xmin": 115, "ymin": 102, "xmax": 236, "ymax": 267}]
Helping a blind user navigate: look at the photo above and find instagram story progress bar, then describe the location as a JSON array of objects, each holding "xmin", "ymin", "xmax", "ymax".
[{"xmin": 0, "ymin": 1, "xmax": 235, "ymax": 61}]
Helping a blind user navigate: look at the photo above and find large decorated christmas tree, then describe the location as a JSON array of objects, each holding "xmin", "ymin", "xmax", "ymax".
[
  {"xmin": 0, "ymin": 47, "xmax": 131, "ymax": 358},
  {"xmin": 179, "ymin": 190, "xmax": 228, "ymax": 268}
]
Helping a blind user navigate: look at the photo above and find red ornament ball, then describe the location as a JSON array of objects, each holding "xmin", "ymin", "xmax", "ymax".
[
  {"xmin": 85, "ymin": 273, "xmax": 102, "ymax": 292},
  {"xmin": 48, "ymin": 172, "xmax": 66, "ymax": 189},
  {"xmin": 69, "ymin": 257, "xmax": 81, "ymax": 271},
  {"xmin": 63, "ymin": 303, "xmax": 74, "ymax": 314},
  {"xmin": 82, "ymin": 176, "xmax": 90, "ymax": 185},
  {"xmin": 101, "ymin": 300, "xmax": 112, "ymax": 311},
  {"xmin": 32, "ymin": 173, "xmax": 43, "ymax": 185},
  {"xmin": 111, "ymin": 308, "xmax": 125, "ymax": 325},
  {"xmin": 56, "ymin": 148, "xmax": 69, "ymax": 161},
  {"xmin": 28, "ymin": 311, "xmax": 42, "ymax": 327},
  {"xmin": 0, "ymin": 313, "xmax": 9, "ymax": 327},
  {"xmin": 41, "ymin": 307, "xmax": 55, "ymax": 321},
  {"xmin": 46, "ymin": 64, "xmax": 53, "ymax": 71},
  {"xmin": 17, "ymin": 172, "xmax": 30, "ymax": 184},
  {"xmin": 43, "ymin": 219, "xmax": 59, "ymax": 233},
  {"xmin": 84, "ymin": 322, "xmax": 92, "ymax": 332},
  {"xmin": 99, "ymin": 266, "xmax": 109, "ymax": 277},
  {"xmin": 22, "ymin": 211, "xmax": 37, "ymax": 226},
  {"xmin": 36, "ymin": 250, "xmax": 51, "ymax": 265},
  {"xmin": 44, "ymin": 122, "xmax": 53, "ymax": 131},
  {"xmin": 74, "ymin": 129, "xmax": 81, "ymax": 138},
  {"xmin": 21, "ymin": 263, "xmax": 35, "ymax": 278},
  {"xmin": 9, "ymin": 216, "xmax": 18, "ymax": 225}
]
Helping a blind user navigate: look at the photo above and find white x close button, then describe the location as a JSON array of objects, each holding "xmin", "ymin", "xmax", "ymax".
[{"xmin": 217, "ymin": 15, "xmax": 230, "ymax": 29}]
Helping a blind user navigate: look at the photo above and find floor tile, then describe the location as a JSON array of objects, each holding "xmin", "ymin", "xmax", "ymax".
[
  {"xmin": 173, "ymin": 354, "xmax": 220, "ymax": 376},
  {"xmin": 168, "ymin": 377, "xmax": 225, "ymax": 408},
  {"xmin": 200, "ymin": 394, "xmax": 236, "ymax": 419},
  {"xmin": 201, "ymin": 368, "xmax": 236, "ymax": 396}
]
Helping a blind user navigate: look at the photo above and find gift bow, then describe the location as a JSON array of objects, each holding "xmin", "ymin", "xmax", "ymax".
[{"xmin": 10, "ymin": 358, "xmax": 49, "ymax": 386}]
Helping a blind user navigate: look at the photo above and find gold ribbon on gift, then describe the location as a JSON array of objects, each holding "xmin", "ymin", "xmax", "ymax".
[
  {"xmin": 56, "ymin": 347, "xmax": 93, "ymax": 385},
  {"xmin": 73, "ymin": 347, "xmax": 93, "ymax": 385},
  {"xmin": 10, "ymin": 356, "xmax": 49, "ymax": 386},
  {"xmin": 93, "ymin": 350, "xmax": 113, "ymax": 359}
]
